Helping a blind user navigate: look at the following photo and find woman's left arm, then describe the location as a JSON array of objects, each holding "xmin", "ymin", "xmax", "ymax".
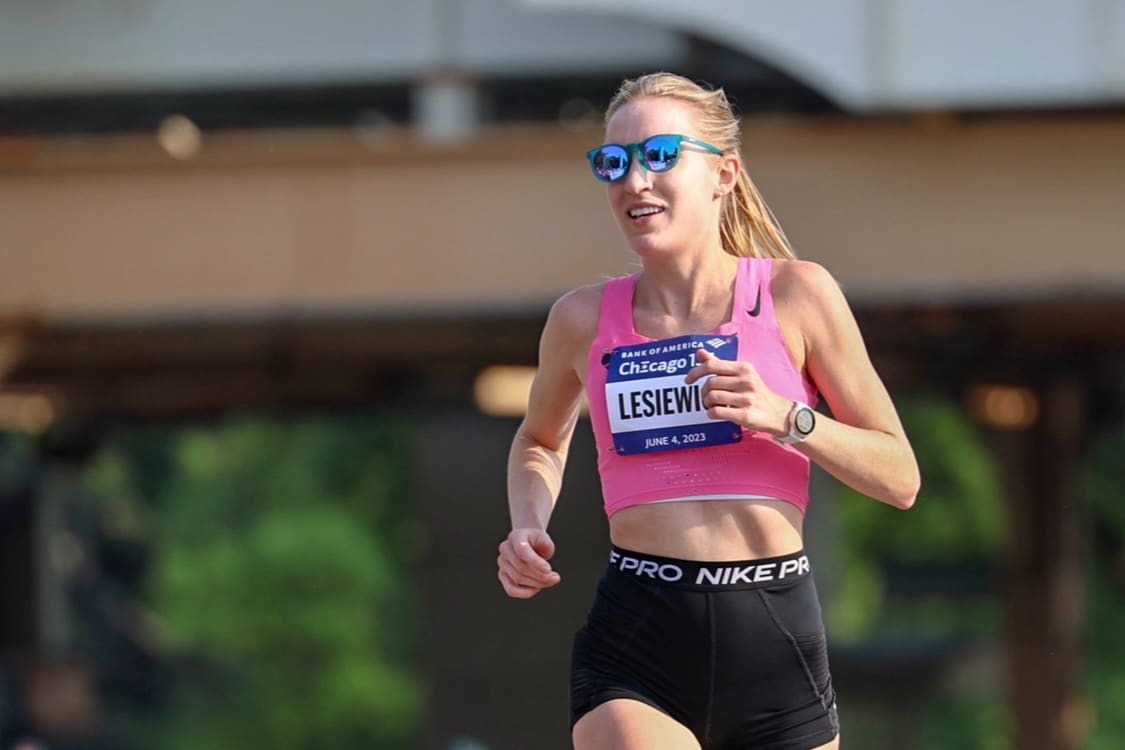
[{"xmin": 779, "ymin": 260, "xmax": 921, "ymax": 509}]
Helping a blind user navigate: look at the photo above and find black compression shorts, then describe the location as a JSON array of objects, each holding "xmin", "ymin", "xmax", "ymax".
[{"xmin": 570, "ymin": 546, "xmax": 839, "ymax": 750}]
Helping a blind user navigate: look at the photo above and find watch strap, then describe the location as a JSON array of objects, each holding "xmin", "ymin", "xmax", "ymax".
[{"xmin": 774, "ymin": 401, "xmax": 814, "ymax": 445}]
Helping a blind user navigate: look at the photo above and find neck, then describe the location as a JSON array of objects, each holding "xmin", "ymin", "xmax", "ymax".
[{"xmin": 635, "ymin": 247, "xmax": 740, "ymax": 320}]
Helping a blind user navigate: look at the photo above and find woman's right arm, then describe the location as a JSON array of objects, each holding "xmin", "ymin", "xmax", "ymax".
[{"xmin": 497, "ymin": 288, "xmax": 597, "ymax": 599}]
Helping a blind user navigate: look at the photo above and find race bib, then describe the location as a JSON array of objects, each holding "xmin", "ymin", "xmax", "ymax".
[{"xmin": 604, "ymin": 334, "xmax": 742, "ymax": 455}]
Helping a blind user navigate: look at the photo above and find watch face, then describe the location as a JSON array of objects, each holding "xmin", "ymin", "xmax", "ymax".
[{"xmin": 795, "ymin": 408, "xmax": 815, "ymax": 435}]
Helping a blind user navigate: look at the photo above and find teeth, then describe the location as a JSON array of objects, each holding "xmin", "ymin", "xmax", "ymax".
[{"xmin": 629, "ymin": 206, "xmax": 663, "ymax": 218}]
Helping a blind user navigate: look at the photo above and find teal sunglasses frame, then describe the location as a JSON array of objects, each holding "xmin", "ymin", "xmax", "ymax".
[{"xmin": 586, "ymin": 133, "xmax": 723, "ymax": 183}]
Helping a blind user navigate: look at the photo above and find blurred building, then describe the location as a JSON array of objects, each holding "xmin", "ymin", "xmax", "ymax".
[{"xmin": 1, "ymin": 2, "xmax": 1124, "ymax": 749}]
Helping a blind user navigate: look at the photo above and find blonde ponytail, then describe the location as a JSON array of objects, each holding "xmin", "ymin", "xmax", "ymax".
[{"xmin": 720, "ymin": 168, "xmax": 796, "ymax": 259}]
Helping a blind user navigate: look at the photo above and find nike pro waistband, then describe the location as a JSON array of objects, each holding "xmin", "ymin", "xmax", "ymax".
[{"xmin": 607, "ymin": 545, "xmax": 810, "ymax": 590}]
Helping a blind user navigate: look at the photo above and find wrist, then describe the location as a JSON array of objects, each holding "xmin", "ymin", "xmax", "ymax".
[
  {"xmin": 769, "ymin": 399, "xmax": 797, "ymax": 439},
  {"xmin": 510, "ymin": 514, "xmax": 549, "ymax": 532},
  {"xmin": 774, "ymin": 400, "xmax": 816, "ymax": 445}
]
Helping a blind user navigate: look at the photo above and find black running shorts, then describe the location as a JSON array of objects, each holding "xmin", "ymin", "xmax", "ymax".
[{"xmin": 570, "ymin": 546, "xmax": 839, "ymax": 750}]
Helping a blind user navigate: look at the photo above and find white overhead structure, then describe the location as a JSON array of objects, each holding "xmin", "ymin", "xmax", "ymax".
[
  {"xmin": 0, "ymin": 0, "xmax": 686, "ymax": 95},
  {"xmin": 525, "ymin": 0, "xmax": 1125, "ymax": 110},
  {"xmin": 525, "ymin": 0, "xmax": 875, "ymax": 108},
  {"xmin": 0, "ymin": 0, "xmax": 1122, "ymax": 109}
]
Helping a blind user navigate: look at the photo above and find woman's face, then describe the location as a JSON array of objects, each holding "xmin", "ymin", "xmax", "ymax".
[{"xmin": 602, "ymin": 97, "xmax": 730, "ymax": 259}]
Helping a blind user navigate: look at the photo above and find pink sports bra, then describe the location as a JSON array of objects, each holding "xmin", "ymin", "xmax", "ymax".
[{"xmin": 584, "ymin": 257, "xmax": 818, "ymax": 518}]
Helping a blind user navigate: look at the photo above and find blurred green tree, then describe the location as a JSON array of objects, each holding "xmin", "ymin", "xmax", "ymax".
[
  {"xmin": 830, "ymin": 393, "xmax": 1006, "ymax": 642},
  {"xmin": 86, "ymin": 413, "xmax": 420, "ymax": 750},
  {"xmin": 1080, "ymin": 424, "xmax": 1125, "ymax": 749},
  {"xmin": 827, "ymin": 394, "xmax": 1008, "ymax": 749}
]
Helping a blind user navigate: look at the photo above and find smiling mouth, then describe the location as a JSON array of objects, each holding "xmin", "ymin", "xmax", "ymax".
[{"xmin": 628, "ymin": 206, "xmax": 664, "ymax": 219}]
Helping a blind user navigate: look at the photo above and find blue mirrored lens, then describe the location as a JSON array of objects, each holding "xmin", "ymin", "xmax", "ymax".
[
  {"xmin": 592, "ymin": 146, "xmax": 629, "ymax": 182},
  {"xmin": 643, "ymin": 136, "xmax": 680, "ymax": 172}
]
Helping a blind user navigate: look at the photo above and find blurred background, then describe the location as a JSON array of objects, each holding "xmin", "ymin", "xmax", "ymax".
[{"xmin": 1, "ymin": 1, "xmax": 1124, "ymax": 748}]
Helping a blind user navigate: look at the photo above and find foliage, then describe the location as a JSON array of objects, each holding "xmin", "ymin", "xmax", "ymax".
[
  {"xmin": 1080, "ymin": 424, "xmax": 1125, "ymax": 749},
  {"xmin": 829, "ymin": 393, "xmax": 1005, "ymax": 642},
  {"xmin": 826, "ymin": 393, "xmax": 1008, "ymax": 748},
  {"xmin": 0, "ymin": 431, "xmax": 35, "ymax": 493},
  {"xmin": 85, "ymin": 413, "xmax": 420, "ymax": 750},
  {"xmin": 1084, "ymin": 571, "xmax": 1125, "ymax": 749},
  {"xmin": 920, "ymin": 690, "xmax": 1007, "ymax": 750},
  {"xmin": 826, "ymin": 398, "xmax": 1125, "ymax": 749}
]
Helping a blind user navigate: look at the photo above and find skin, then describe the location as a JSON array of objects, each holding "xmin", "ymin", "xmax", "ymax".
[{"xmin": 498, "ymin": 96, "xmax": 921, "ymax": 750}]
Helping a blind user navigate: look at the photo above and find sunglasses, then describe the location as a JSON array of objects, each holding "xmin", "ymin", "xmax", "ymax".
[{"xmin": 586, "ymin": 134, "xmax": 723, "ymax": 183}]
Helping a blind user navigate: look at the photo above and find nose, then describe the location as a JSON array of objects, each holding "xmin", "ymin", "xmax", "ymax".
[{"xmin": 620, "ymin": 156, "xmax": 652, "ymax": 193}]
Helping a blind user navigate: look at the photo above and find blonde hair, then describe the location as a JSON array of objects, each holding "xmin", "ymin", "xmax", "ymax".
[{"xmin": 605, "ymin": 72, "xmax": 796, "ymax": 260}]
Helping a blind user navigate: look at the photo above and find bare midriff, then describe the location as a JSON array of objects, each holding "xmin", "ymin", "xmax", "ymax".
[{"xmin": 607, "ymin": 497, "xmax": 805, "ymax": 561}]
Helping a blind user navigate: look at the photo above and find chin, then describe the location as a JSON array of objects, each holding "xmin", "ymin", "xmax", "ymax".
[{"xmin": 625, "ymin": 234, "xmax": 671, "ymax": 258}]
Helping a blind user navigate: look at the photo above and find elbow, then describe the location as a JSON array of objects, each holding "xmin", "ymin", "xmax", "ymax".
[
  {"xmin": 888, "ymin": 470, "xmax": 921, "ymax": 510},
  {"xmin": 891, "ymin": 490, "xmax": 917, "ymax": 511}
]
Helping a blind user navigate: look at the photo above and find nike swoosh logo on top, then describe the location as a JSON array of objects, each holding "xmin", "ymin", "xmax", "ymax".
[{"xmin": 747, "ymin": 285, "xmax": 762, "ymax": 317}]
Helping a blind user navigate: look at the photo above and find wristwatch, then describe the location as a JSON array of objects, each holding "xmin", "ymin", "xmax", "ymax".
[{"xmin": 774, "ymin": 401, "xmax": 816, "ymax": 445}]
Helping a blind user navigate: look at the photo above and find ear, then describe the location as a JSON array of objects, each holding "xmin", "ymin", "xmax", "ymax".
[{"xmin": 715, "ymin": 154, "xmax": 740, "ymax": 198}]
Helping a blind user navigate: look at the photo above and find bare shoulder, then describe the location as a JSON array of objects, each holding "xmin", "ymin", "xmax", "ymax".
[
  {"xmin": 537, "ymin": 281, "xmax": 607, "ymax": 376},
  {"xmin": 771, "ymin": 259, "xmax": 860, "ymax": 363},
  {"xmin": 544, "ymin": 281, "xmax": 605, "ymax": 342},
  {"xmin": 772, "ymin": 258, "xmax": 844, "ymax": 306}
]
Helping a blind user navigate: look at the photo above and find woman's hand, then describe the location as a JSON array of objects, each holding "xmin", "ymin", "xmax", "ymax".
[
  {"xmin": 685, "ymin": 348, "xmax": 792, "ymax": 436},
  {"xmin": 498, "ymin": 527, "xmax": 562, "ymax": 599}
]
